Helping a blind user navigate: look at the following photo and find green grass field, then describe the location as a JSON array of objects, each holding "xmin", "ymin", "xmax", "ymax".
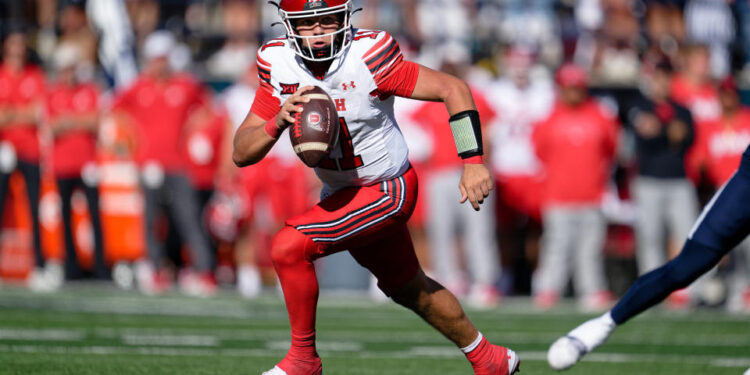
[{"xmin": 0, "ymin": 284, "xmax": 748, "ymax": 374}]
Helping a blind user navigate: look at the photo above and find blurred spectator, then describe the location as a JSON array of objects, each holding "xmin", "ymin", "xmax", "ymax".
[
  {"xmin": 624, "ymin": 59, "xmax": 697, "ymax": 280},
  {"xmin": 220, "ymin": 64, "xmax": 262, "ymax": 298},
  {"xmin": 165, "ymin": 97, "xmax": 234, "ymax": 286},
  {"xmin": 0, "ymin": 30, "xmax": 48, "ymax": 291},
  {"xmin": 112, "ymin": 31, "xmax": 215, "ymax": 296},
  {"xmin": 221, "ymin": 64, "xmax": 312, "ymax": 298},
  {"xmin": 409, "ymin": 56, "xmax": 501, "ymax": 308},
  {"xmin": 414, "ymin": 0, "xmax": 470, "ymax": 64},
  {"xmin": 670, "ymin": 44, "xmax": 721, "ymax": 122},
  {"xmin": 589, "ymin": 0, "xmax": 641, "ymax": 85},
  {"xmin": 54, "ymin": 0, "xmax": 97, "ymax": 77},
  {"xmin": 206, "ymin": 0, "xmax": 258, "ymax": 80},
  {"xmin": 691, "ymin": 76, "xmax": 750, "ymax": 312},
  {"xmin": 684, "ymin": 0, "xmax": 735, "ymax": 78},
  {"xmin": 359, "ymin": 0, "xmax": 422, "ymax": 48},
  {"xmin": 532, "ymin": 63, "xmax": 618, "ymax": 311},
  {"xmin": 484, "ymin": 47, "xmax": 553, "ymax": 294},
  {"xmin": 477, "ymin": 0, "xmax": 558, "ymax": 63},
  {"xmin": 125, "ymin": 0, "xmax": 161, "ymax": 48},
  {"xmin": 737, "ymin": 0, "xmax": 750, "ymax": 80},
  {"xmin": 45, "ymin": 44, "xmax": 108, "ymax": 282},
  {"xmin": 87, "ymin": 0, "xmax": 139, "ymax": 88},
  {"xmin": 644, "ymin": 0, "xmax": 686, "ymax": 46}
]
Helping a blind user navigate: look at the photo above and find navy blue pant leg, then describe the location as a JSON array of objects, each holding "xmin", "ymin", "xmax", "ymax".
[{"xmin": 611, "ymin": 146, "xmax": 750, "ymax": 324}]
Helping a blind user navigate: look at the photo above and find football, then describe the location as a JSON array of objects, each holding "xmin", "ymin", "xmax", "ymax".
[{"xmin": 289, "ymin": 86, "xmax": 339, "ymax": 167}]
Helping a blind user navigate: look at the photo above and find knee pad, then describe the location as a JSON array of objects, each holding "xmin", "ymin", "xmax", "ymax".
[{"xmin": 270, "ymin": 226, "xmax": 316, "ymax": 268}]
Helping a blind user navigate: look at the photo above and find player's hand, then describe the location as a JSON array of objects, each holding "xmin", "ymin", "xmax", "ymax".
[
  {"xmin": 459, "ymin": 163, "xmax": 493, "ymax": 211},
  {"xmin": 276, "ymin": 86, "xmax": 314, "ymax": 130}
]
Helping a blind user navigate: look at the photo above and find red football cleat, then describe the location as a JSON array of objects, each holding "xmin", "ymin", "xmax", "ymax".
[
  {"xmin": 469, "ymin": 340, "xmax": 521, "ymax": 375},
  {"xmin": 265, "ymin": 355, "xmax": 322, "ymax": 375}
]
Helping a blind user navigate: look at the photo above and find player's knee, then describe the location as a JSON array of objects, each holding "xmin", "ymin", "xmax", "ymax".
[
  {"xmin": 664, "ymin": 239, "xmax": 723, "ymax": 288},
  {"xmin": 270, "ymin": 226, "xmax": 309, "ymax": 268}
]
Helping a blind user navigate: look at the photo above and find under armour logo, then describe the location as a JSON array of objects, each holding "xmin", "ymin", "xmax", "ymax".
[{"xmin": 342, "ymin": 81, "xmax": 356, "ymax": 91}]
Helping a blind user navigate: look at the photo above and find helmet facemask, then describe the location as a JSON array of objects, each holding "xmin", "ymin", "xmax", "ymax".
[{"xmin": 279, "ymin": 1, "xmax": 353, "ymax": 62}]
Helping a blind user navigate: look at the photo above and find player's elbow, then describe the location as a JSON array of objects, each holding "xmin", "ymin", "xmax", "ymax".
[
  {"xmin": 439, "ymin": 75, "xmax": 471, "ymax": 103},
  {"xmin": 232, "ymin": 149, "xmax": 261, "ymax": 168},
  {"xmin": 231, "ymin": 142, "xmax": 259, "ymax": 167},
  {"xmin": 232, "ymin": 151, "xmax": 249, "ymax": 168}
]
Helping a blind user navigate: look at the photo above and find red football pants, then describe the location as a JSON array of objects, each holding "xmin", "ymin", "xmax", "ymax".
[{"xmin": 269, "ymin": 167, "xmax": 420, "ymax": 361}]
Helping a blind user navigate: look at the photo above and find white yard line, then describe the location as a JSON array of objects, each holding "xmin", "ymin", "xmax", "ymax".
[
  {"xmin": 121, "ymin": 334, "xmax": 219, "ymax": 347},
  {"xmin": 0, "ymin": 343, "xmax": 748, "ymax": 369},
  {"xmin": 0, "ymin": 329, "xmax": 85, "ymax": 341},
  {"xmin": 2, "ymin": 326, "xmax": 749, "ymax": 349}
]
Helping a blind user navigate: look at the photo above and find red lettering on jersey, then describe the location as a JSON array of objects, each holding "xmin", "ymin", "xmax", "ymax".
[
  {"xmin": 335, "ymin": 98, "xmax": 346, "ymax": 112},
  {"xmin": 342, "ymin": 81, "xmax": 356, "ymax": 91},
  {"xmin": 354, "ymin": 32, "xmax": 379, "ymax": 41},
  {"xmin": 261, "ymin": 42, "xmax": 285, "ymax": 52}
]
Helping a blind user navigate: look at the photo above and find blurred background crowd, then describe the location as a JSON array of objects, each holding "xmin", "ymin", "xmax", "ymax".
[{"xmin": 1, "ymin": 0, "xmax": 750, "ymax": 314}]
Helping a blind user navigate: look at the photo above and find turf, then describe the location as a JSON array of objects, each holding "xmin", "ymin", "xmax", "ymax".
[{"xmin": 0, "ymin": 285, "xmax": 748, "ymax": 374}]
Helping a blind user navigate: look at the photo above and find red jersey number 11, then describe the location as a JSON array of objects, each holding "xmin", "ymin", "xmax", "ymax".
[{"xmin": 319, "ymin": 118, "xmax": 363, "ymax": 171}]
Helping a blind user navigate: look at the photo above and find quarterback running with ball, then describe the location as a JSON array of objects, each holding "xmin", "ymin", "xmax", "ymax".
[{"xmin": 232, "ymin": 1, "xmax": 520, "ymax": 374}]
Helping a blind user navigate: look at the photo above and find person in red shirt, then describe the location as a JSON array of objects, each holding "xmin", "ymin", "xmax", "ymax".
[
  {"xmin": 410, "ymin": 57, "xmax": 501, "ymax": 308},
  {"xmin": 45, "ymin": 45, "xmax": 108, "ymax": 281},
  {"xmin": 112, "ymin": 31, "xmax": 214, "ymax": 296},
  {"xmin": 0, "ymin": 29, "xmax": 47, "ymax": 288},
  {"xmin": 532, "ymin": 63, "xmax": 618, "ymax": 311},
  {"xmin": 693, "ymin": 77, "xmax": 750, "ymax": 188},
  {"xmin": 691, "ymin": 76, "xmax": 750, "ymax": 312},
  {"xmin": 670, "ymin": 44, "xmax": 721, "ymax": 123}
]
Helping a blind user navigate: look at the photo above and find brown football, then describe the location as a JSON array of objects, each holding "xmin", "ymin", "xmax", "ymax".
[{"xmin": 289, "ymin": 86, "xmax": 339, "ymax": 167}]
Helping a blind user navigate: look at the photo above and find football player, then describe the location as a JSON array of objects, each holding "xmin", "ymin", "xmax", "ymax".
[
  {"xmin": 232, "ymin": 1, "xmax": 519, "ymax": 374},
  {"xmin": 547, "ymin": 142, "xmax": 750, "ymax": 371}
]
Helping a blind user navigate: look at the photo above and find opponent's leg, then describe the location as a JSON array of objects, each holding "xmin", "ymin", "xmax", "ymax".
[
  {"xmin": 548, "ymin": 164, "xmax": 750, "ymax": 371},
  {"xmin": 266, "ymin": 226, "xmax": 322, "ymax": 375}
]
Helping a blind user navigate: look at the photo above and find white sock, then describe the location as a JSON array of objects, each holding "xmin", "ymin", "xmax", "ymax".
[
  {"xmin": 237, "ymin": 265, "xmax": 261, "ymax": 298},
  {"xmin": 461, "ymin": 332, "xmax": 484, "ymax": 353},
  {"xmin": 568, "ymin": 311, "xmax": 616, "ymax": 351}
]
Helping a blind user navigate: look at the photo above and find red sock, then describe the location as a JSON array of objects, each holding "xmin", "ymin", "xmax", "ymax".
[
  {"xmin": 464, "ymin": 335, "xmax": 509, "ymax": 375},
  {"xmin": 278, "ymin": 331, "xmax": 322, "ymax": 375},
  {"xmin": 272, "ymin": 228, "xmax": 323, "ymax": 375}
]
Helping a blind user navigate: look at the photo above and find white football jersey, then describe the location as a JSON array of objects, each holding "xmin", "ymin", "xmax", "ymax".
[
  {"xmin": 254, "ymin": 29, "xmax": 411, "ymax": 193},
  {"xmin": 485, "ymin": 77, "xmax": 554, "ymax": 177}
]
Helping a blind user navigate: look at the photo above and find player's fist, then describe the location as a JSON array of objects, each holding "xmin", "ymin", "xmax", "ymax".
[
  {"xmin": 276, "ymin": 85, "xmax": 314, "ymax": 130},
  {"xmin": 459, "ymin": 163, "xmax": 493, "ymax": 211}
]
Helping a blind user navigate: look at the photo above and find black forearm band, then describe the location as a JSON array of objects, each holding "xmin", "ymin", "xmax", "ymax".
[{"xmin": 449, "ymin": 109, "xmax": 483, "ymax": 159}]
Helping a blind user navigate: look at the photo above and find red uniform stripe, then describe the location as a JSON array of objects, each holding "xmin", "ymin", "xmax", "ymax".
[
  {"xmin": 310, "ymin": 177, "xmax": 407, "ymax": 243},
  {"xmin": 297, "ymin": 180, "xmax": 396, "ymax": 235},
  {"xmin": 365, "ymin": 39, "xmax": 399, "ymax": 70},
  {"xmin": 362, "ymin": 33, "xmax": 391, "ymax": 61},
  {"xmin": 374, "ymin": 55, "xmax": 404, "ymax": 85}
]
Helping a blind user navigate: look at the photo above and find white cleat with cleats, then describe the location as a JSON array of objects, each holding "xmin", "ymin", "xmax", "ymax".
[
  {"xmin": 261, "ymin": 366, "xmax": 287, "ymax": 375},
  {"xmin": 547, "ymin": 312, "xmax": 616, "ymax": 371},
  {"xmin": 508, "ymin": 348, "xmax": 521, "ymax": 374}
]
